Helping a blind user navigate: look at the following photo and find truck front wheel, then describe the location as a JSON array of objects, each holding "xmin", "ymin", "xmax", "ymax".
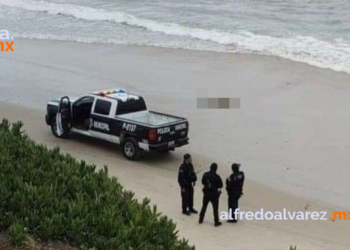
[
  {"xmin": 122, "ymin": 138, "xmax": 140, "ymax": 160},
  {"xmin": 51, "ymin": 117, "xmax": 70, "ymax": 139}
]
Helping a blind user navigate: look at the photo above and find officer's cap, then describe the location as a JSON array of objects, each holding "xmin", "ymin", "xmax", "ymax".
[
  {"xmin": 231, "ymin": 163, "xmax": 241, "ymax": 168},
  {"xmin": 231, "ymin": 163, "xmax": 241, "ymax": 172},
  {"xmin": 210, "ymin": 163, "xmax": 218, "ymax": 171}
]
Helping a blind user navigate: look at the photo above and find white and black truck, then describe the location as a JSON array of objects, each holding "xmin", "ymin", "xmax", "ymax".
[{"xmin": 45, "ymin": 89, "xmax": 189, "ymax": 160}]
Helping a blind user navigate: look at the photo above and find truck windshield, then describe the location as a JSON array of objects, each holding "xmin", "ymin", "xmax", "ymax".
[{"xmin": 116, "ymin": 97, "xmax": 147, "ymax": 115}]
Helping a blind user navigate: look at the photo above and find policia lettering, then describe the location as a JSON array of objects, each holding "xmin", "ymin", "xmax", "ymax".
[
  {"xmin": 178, "ymin": 154, "xmax": 198, "ymax": 215},
  {"xmin": 226, "ymin": 163, "xmax": 245, "ymax": 223},
  {"xmin": 199, "ymin": 163, "xmax": 223, "ymax": 227}
]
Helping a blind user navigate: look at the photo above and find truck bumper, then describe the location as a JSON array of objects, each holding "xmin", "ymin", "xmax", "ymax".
[{"xmin": 149, "ymin": 137, "xmax": 189, "ymax": 151}]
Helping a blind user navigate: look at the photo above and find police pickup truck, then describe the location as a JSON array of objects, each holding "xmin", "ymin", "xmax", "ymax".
[{"xmin": 45, "ymin": 89, "xmax": 189, "ymax": 160}]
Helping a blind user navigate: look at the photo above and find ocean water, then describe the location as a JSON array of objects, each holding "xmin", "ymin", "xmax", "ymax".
[{"xmin": 1, "ymin": 0, "xmax": 350, "ymax": 74}]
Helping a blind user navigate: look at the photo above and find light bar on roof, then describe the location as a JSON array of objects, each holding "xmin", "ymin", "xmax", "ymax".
[{"xmin": 94, "ymin": 88, "xmax": 127, "ymax": 96}]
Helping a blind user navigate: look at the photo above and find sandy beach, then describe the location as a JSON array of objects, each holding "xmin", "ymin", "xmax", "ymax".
[{"xmin": 1, "ymin": 38, "xmax": 350, "ymax": 249}]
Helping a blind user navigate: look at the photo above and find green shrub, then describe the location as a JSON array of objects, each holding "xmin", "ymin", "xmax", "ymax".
[
  {"xmin": 8, "ymin": 220, "xmax": 26, "ymax": 246},
  {"xmin": 0, "ymin": 119, "xmax": 194, "ymax": 250}
]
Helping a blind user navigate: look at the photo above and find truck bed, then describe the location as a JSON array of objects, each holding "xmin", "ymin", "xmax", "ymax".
[{"xmin": 116, "ymin": 110, "xmax": 186, "ymax": 127}]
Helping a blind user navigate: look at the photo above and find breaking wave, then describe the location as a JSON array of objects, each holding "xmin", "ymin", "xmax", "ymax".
[{"xmin": 1, "ymin": 0, "xmax": 350, "ymax": 74}]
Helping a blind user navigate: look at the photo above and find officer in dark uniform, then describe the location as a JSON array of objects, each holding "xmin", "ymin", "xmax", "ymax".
[
  {"xmin": 178, "ymin": 153, "xmax": 198, "ymax": 215},
  {"xmin": 226, "ymin": 163, "xmax": 245, "ymax": 223},
  {"xmin": 199, "ymin": 163, "xmax": 223, "ymax": 227}
]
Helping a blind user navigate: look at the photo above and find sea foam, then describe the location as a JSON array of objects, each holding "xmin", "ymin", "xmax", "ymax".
[{"xmin": 1, "ymin": 0, "xmax": 350, "ymax": 74}]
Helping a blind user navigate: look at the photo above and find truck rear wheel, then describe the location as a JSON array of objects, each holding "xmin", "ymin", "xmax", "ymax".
[
  {"xmin": 159, "ymin": 149, "xmax": 171, "ymax": 154},
  {"xmin": 122, "ymin": 138, "xmax": 140, "ymax": 160}
]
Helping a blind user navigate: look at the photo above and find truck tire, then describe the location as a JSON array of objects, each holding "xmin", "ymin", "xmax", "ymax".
[
  {"xmin": 122, "ymin": 138, "xmax": 140, "ymax": 160},
  {"xmin": 51, "ymin": 117, "xmax": 70, "ymax": 139},
  {"xmin": 159, "ymin": 149, "xmax": 170, "ymax": 154}
]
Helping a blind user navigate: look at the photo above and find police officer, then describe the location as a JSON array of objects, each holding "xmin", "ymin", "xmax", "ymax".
[
  {"xmin": 199, "ymin": 163, "xmax": 223, "ymax": 227},
  {"xmin": 226, "ymin": 163, "xmax": 245, "ymax": 223},
  {"xmin": 178, "ymin": 153, "xmax": 198, "ymax": 215}
]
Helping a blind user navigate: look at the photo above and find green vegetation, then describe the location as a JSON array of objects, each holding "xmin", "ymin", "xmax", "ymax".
[{"xmin": 0, "ymin": 119, "xmax": 194, "ymax": 250}]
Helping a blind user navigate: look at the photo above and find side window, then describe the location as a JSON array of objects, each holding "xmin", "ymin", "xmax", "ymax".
[
  {"xmin": 94, "ymin": 99, "xmax": 111, "ymax": 115},
  {"xmin": 74, "ymin": 97, "xmax": 94, "ymax": 110}
]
